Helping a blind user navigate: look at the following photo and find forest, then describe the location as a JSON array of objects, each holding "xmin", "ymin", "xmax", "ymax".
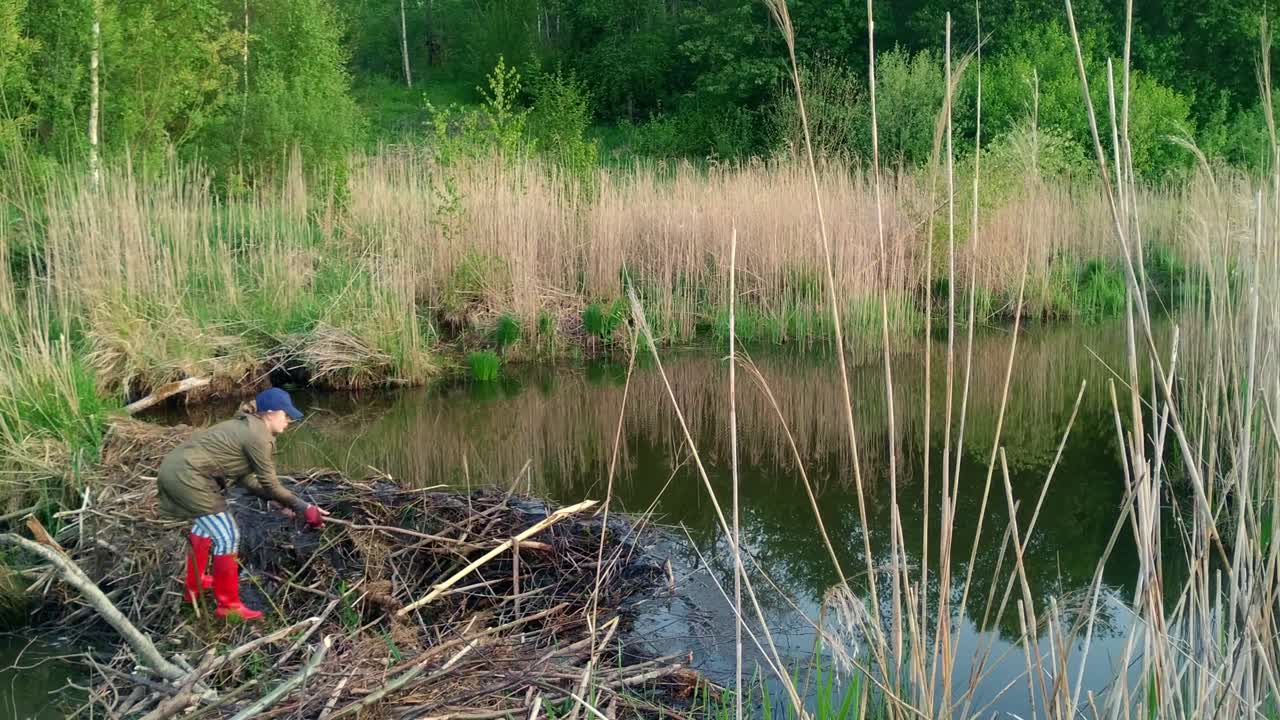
[{"xmin": 2, "ymin": 0, "xmax": 1275, "ymax": 183}]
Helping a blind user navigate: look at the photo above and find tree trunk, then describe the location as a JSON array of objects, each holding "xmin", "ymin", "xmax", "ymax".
[
  {"xmin": 239, "ymin": 0, "xmax": 249, "ymax": 163},
  {"xmin": 399, "ymin": 0, "xmax": 413, "ymax": 88},
  {"xmin": 88, "ymin": 0, "xmax": 101, "ymax": 187}
]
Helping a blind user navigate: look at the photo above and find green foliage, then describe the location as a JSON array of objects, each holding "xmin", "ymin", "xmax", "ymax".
[
  {"xmin": 1033, "ymin": 257, "xmax": 1130, "ymax": 322},
  {"xmin": 441, "ymin": 253, "xmax": 509, "ymax": 314},
  {"xmin": 427, "ymin": 56, "xmax": 531, "ymax": 164},
  {"xmin": 335, "ymin": 576, "xmax": 360, "ymax": 627},
  {"xmin": 976, "ymin": 123, "xmax": 1092, "ymax": 212},
  {"xmin": 493, "ymin": 313, "xmax": 522, "ymax": 348},
  {"xmin": 582, "ymin": 299, "xmax": 626, "ymax": 340},
  {"xmin": 977, "ymin": 22, "xmax": 1194, "ymax": 182},
  {"xmin": 468, "ymin": 350, "xmax": 501, "ymax": 382},
  {"xmin": 8, "ymin": 0, "xmax": 362, "ymax": 187},
  {"xmin": 872, "ymin": 48, "xmax": 946, "ymax": 166},
  {"xmin": 105, "ymin": 0, "xmax": 241, "ymax": 158},
  {"xmin": 527, "ymin": 68, "xmax": 599, "ymax": 185},
  {"xmin": 771, "ymin": 58, "xmax": 861, "ymax": 160},
  {"xmin": 0, "ymin": 321, "xmax": 114, "ymax": 510},
  {"xmin": 1204, "ymin": 90, "xmax": 1279, "ymax": 173},
  {"xmin": 0, "ymin": 0, "xmax": 36, "ymax": 144},
  {"xmin": 627, "ymin": 103, "xmax": 762, "ymax": 159},
  {"xmin": 675, "ymin": 0, "xmax": 783, "ymax": 110},
  {"xmin": 555, "ymin": 0, "xmax": 674, "ymax": 122},
  {"xmin": 536, "ymin": 311, "xmax": 555, "ymax": 337},
  {"xmin": 455, "ymin": 0, "xmax": 541, "ymax": 81},
  {"xmin": 478, "ymin": 56, "xmax": 529, "ymax": 157},
  {"xmin": 1073, "ymin": 259, "xmax": 1128, "ymax": 322}
]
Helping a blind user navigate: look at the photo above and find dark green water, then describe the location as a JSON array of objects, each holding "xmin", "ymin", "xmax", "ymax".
[
  {"xmin": 265, "ymin": 321, "xmax": 1160, "ymax": 715},
  {"xmin": 8, "ymin": 321, "xmax": 1168, "ymax": 717},
  {"xmin": 0, "ymin": 638, "xmax": 81, "ymax": 718}
]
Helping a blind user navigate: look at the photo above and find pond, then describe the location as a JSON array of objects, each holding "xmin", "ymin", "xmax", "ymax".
[
  {"xmin": 0, "ymin": 637, "xmax": 83, "ymax": 719},
  {"xmin": 262, "ymin": 320, "xmax": 1164, "ymax": 716},
  {"xmin": 10, "ymin": 320, "xmax": 1171, "ymax": 717}
]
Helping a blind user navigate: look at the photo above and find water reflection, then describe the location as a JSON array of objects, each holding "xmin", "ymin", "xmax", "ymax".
[
  {"xmin": 0, "ymin": 638, "xmax": 81, "ymax": 719},
  {"xmin": 175, "ymin": 322, "xmax": 1171, "ymax": 715}
]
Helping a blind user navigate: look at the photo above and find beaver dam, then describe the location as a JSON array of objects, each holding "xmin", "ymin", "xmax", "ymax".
[{"xmin": 1, "ymin": 419, "xmax": 707, "ymax": 718}]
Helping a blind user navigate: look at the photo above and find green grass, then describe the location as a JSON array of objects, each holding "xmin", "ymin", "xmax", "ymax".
[
  {"xmin": 355, "ymin": 76, "xmax": 478, "ymax": 144},
  {"xmin": 582, "ymin": 299, "xmax": 627, "ymax": 341},
  {"xmin": 708, "ymin": 293, "xmax": 924, "ymax": 346},
  {"xmin": 0, "ymin": 320, "xmax": 115, "ymax": 510},
  {"xmin": 688, "ymin": 654, "xmax": 876, "ymax": 720},
  {"xmin": 493, "ymin": 313, "xmax": 522, "ymax": 349},
  {"xmin": 468, "ymin": 351, "xmax": 501, "ymax": 382}
]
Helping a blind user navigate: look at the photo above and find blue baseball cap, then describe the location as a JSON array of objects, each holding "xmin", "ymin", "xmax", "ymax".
[{"xmin": 255, "ymin": 387, "xmax": 303, "ymax": 420}]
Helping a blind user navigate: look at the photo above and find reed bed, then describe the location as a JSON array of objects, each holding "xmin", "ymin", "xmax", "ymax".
[
  {"xmin": 614, "ymin": 1, "xmax": 1280, "ymax": 717},
  {"xmin": 3, "ymin": 144, "xmax": 1206, "ymax": 407}
]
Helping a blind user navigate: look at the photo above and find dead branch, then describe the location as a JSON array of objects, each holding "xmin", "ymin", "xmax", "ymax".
[
  {"xmin": 398, "ymin": 499, "xmax": 598, "ymax": 616},
  {"xmin": 0, "ymin": 532, "xmax": 186, "ymax": 681},
  {"xmin": 228, "ymin": 635, "xmax": 332, "ymax": 720},
  {"xmin": 125, "ymin": 377, "xmax": 212, "ymax": 415}
]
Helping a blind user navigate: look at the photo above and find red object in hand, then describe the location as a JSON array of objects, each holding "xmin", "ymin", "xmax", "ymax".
[{"xmin": 304, "ymin": 504, "xmax": 325, "ymax": 529}]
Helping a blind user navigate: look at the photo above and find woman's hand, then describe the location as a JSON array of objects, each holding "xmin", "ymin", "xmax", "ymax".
[{"xmin": 304, "ymin": 504, "xmax": 330, "ymax": 529}]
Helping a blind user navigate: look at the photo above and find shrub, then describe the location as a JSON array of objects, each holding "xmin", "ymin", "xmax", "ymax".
[
  {"xmin": 770, "ymin": 57, "xmax": 861, "ymax": 160},
  {"xmin": 528, "ymin": 68, "xmax": 600, "ymax": 186}
]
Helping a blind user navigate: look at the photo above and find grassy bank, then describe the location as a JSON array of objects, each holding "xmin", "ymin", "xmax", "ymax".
[{"xmin": 0, "ymin": 142, "xmax": 1225, "ymax": 513}]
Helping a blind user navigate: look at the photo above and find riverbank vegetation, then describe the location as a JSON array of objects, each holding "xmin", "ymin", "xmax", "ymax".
[
  {"xmin": 0, "ymin": 0, "xmax": 1241, "ymax": 517},
  {"xmin": 2, "ymin": 0, "xmax": 1279, "ymax": 717}
]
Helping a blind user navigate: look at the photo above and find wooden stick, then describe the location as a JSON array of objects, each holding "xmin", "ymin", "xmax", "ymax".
[
  {"xmin": 0, "ymin": 532, "xmax": 186, "ymax": 681},
  {"xmin": 317, "ymin": 675, "xmax": 350, "ymax": 720},
  {"xmin": 25, "ymin": 516, "xmax": 66, "ymax": 556},
  {"xmin": 512, "ymin": 539, "xmax": 521, "ymax": 618},
  {"xmin": 328, "ymin": 637, "xmax": 478, "ymax": 719},
  {"xmin": 327, "ymin": 516, "xmax": 551, "ymax": 553},
  {"xmin": 0, "ymin": 505, "xmax": 39, "ymax": 525},
  {"xmin": 229, "ymin": 635, "xmax": 332, "ymax": 720},
  {"xmin": 397, "ymin": 500, "xmax": 597, "ymax": 616},
  {"xmin": 137, "ymin": 651, "xmax": 219, "ymax": 720},
  {"xmin": 125, "ymin": 377, "xmax": 211, "ymax": 415}
]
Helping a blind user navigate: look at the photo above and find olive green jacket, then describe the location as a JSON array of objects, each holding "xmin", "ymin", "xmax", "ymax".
[{"xmin": 156, "ymin": 414, "xmax": 308, "ymax": 519}]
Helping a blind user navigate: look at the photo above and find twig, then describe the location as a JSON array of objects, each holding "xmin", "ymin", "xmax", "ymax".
[
  {"xmin": 228, "ymin": 635, "xmax": 332, "ymax": 720},
  {"xmin": 0, "ymin": 505, "xmax": 39, "ymax": 525},
  {"xmin": 137, "ymin": 650, "xmax": 219, "ymax": 720},
  {"xmin": 398, "ymin": 500, "xmax": 597, "ymax": 616},
  {"xmin": 328, "ymin": 637, "xmax": 478, "ymax": 720},
  {"xmin": 0, "ymin": 532, "xmax": 186, "ymax": 681},
  {"xmin": 317, "ymin": 675, "xmax": 350, "ymax": 720}
]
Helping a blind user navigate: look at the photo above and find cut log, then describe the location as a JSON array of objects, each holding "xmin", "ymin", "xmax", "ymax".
[{"xmin": 125, "ymin": 377, "xmax": 211, "ymax": 416}]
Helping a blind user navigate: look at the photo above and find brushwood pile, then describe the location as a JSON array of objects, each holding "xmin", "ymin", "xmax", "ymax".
[{"xmin": 7, "ymin": 419, "xmax": 704, "ymax": 718}]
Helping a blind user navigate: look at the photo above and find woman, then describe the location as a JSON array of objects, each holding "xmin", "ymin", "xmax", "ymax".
[{"xmin": 157, "ymin": 387, "xmax": 328, "ymax": 621}]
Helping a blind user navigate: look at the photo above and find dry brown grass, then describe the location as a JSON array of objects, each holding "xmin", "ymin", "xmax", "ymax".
[{"xmin": 0, "ymin": 144, "xmax": 1214, "ymax": 407}]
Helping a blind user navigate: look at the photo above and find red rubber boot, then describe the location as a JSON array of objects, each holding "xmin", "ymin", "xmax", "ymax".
[
  {"xmin": 211, "ymin": 553, "xmax": 263, "ymax": 622},
  {"xmin": 183, "ymin": 534, "xmax": 214, "ymax": 603}
]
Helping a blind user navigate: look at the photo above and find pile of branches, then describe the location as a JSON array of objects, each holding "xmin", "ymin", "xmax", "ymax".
[{"xmin": 3, "ymin": 420, "xmax": 703, "ymax": 718}]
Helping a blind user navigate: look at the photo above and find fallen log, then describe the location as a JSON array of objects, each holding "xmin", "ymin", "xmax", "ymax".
[
  {"xmin": 0, "ymin": 532, "xmax": 186, "ymax": 681},
  {"xmin": 124, "ymin": 377, "xmax": 212, "ymax": 415}
]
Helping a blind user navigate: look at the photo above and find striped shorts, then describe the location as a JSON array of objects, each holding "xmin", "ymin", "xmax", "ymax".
[{"xmin": 190, "ymin": 511, "xmax": 240, "ymax": 555}]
